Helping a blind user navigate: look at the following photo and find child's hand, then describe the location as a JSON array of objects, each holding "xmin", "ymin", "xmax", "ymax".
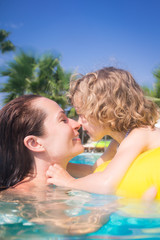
[
  {"xmin": 46, "ymin": 164, "xmax": 75, "ymax": 188},
  {"xmin": 142, "ymin": 186, "xmax": 157, "ymax": 201}
]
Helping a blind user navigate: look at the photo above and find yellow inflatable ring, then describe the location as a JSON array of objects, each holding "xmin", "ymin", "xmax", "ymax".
[{"xmin": 94, "ymin": 147, "xmax": 160, "ymax": 199}]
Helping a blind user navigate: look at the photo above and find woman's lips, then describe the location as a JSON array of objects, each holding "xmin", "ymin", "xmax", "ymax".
[{"xmin": 72, "ymin": 137, "xmax": 81, "ymax": 142}]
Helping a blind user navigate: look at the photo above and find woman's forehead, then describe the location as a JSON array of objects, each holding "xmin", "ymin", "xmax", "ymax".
[{"xmin": 33, "ymin": 97, "xmax": 62, "ymax": 112}]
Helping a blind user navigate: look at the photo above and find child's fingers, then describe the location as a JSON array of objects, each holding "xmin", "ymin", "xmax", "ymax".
[
  {"xmin": 46, "ymin": 163, "xmax": 74, "ymax": 187},
  {"xmin": 47, "ymin": 178, "xmax": 55, "ymax": 184},
  {"xmin": 46, "ymin": 170, "xmax": 52, "ymax": 177},
  {"xmin": 46, "ymin": 168, "xmax": 54, "ymax": 177},
  {"xmin": 142, "ymin": 186, "xmax": 157, "ymax": 201},
  {"xmin": 46, "ymin": 164, "xmax": 62, "ymax": 177}
]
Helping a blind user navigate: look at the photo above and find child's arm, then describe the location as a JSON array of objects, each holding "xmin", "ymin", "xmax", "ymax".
[
  {"xmin": 92, "ymin": 139, "xmax": 119, "ymax": 171},
  {"xmin": 67, "ymin": 162, "xmax": 93, "ymax": 178},
  {"xmin": 47, "ymin": 129, "xmax": 147, "ymax": 194},
  {"xmin": 67, "ymin": 139, "xmax": 119, "ymax": 178}
]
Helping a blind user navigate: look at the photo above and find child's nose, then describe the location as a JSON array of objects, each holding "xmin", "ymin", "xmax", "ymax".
[{"xmin": 78, "ymin": 117, "xmax": 82, "ymax": 125}]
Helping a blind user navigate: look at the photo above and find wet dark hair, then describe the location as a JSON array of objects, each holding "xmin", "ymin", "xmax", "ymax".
[{"xmin": 0, "ymin": 95, "xmax": 47, "ymax": 191}]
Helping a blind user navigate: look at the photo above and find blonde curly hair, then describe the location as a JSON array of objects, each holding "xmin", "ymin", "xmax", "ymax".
[{"xmin": 69, "ymin": 67, "xmax": 159, "ymax": 132}]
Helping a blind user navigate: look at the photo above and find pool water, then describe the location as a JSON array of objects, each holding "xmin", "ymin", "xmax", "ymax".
[{"xmin": 0, "ymin": 153, "xmax": 160, "ymax": 239}]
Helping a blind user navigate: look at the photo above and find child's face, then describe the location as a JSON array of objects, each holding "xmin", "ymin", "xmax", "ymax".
[{"xmin": 78, "ymin": 115, "xmax": 106, "ymax": 141}]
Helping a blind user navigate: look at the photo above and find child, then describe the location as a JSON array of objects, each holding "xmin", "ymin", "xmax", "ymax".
[{"xmin": 46, "ymin": 67, "xmax": 160, "ymax": 196}]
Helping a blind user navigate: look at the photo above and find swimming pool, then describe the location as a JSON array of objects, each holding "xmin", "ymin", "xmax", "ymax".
[{"xmin": 0, "ymin": 153, "xmax": 160, "ymax": 239}]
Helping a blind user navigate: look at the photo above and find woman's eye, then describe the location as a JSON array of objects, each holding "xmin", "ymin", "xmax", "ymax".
[{"xmin": 61, "ymin": 119, "xmax": 68, "ymax": 123}]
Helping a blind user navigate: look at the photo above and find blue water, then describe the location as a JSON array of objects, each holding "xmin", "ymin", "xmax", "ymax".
[{"xmin": 0, "ymin": 153, "xmax": 160, "ymax": 239}]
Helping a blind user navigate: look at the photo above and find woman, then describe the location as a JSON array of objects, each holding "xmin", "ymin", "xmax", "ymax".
[
  {"xmin": 0, "ymin": 94, "xmax": 112, "ymax": 235},
  {"xmin": 0, "ymin": 94, "xmax": 84, "ymax": 191}
]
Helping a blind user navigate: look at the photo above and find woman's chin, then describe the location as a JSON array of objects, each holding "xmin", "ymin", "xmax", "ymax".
[
  {"xmin": 78, "ymin": 145, "xmax": 84, "ymax": 154},
  {"xmin": 73, "ymin": 146, "xmax": 84, "ymax": 157}
]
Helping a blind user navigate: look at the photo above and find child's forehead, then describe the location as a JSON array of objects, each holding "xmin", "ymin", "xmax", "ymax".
[
  {"xmin": 73, "ymin": 89, "xmax": 83, "ymax": 101},
  {"xmin": 73, "ymin": 95, "xmax": 83, "ymax": 109}
]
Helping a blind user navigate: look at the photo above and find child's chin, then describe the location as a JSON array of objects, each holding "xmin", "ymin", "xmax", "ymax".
[{"xmin": 91, "ymin": 136, "xmax": 98, "ymax": 141}]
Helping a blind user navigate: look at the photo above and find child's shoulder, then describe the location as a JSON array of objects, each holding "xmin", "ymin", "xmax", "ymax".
[
  {"xmin": 129, "ymin": 126, "xmax": 157, "ymax": 135},
  {"xmin": 129, "ymin": 126, "xmax": 160, "ymax": 149},
  {"xmin": 123, "ymin": 127, "xmax": 152, "ymax": 147},
  {"xmin": 128, "ymin": 127, "xmax": 149, "ymax": 138}
]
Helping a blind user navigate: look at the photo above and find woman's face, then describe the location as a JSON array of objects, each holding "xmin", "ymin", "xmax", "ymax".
[{"xmin": 34, "ymin": 98, "xmax": 84, "ymax": 167}]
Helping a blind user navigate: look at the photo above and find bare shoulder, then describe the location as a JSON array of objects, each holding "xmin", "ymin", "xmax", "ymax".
[
  {"xmin": 147, "ymin": 126, "xmax": 160, "ymax": 149},
  {"xmin": 119, "ymin": 127, "xmax": 152, "ymax": 153},
  {"xmin": 124, "ymin": 127, "xmax": 149, "ymax": 142},
  {"xmin": 127, "ymin": 127, "xmax": 160, "ymax": 150},
  {"xmin": 129, "ymin": 127, "xmax": 152, "ymax": 135},
  {"xmin": 128, "ymin": 127, "xmax": 158, "ymax": 138}
]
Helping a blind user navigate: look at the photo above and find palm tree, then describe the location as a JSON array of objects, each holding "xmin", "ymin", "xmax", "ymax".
[
  {"xmin": 0, "ymin": 51, "xmax": 36, "ymax": 103},
  {"xmin": 27, "ymin": 53, "xmax": 71, "ymax": 108},
  {"xmin": 0, "ymin": 29, "xmax": 15, "ymax": 53},
  {"xmin": 0, "ymin": 51, "xmax": 71, "ymax": 108},
  {"xmin": 29, "ymin": 54, "xmax": 60, "ymax": 95},
  {"xmin": 49, "ymin": 63, "xmax": 71, "ymax": 107}
]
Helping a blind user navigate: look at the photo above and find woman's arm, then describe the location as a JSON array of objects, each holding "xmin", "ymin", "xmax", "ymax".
[{"xmin": 47, "ymin": 129, "xmax": 147, "ymax": 194}]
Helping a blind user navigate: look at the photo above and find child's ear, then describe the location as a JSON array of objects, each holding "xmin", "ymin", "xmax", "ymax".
[{"xmin": 24, "ymin": 136, "xmax": 45, "ymax": 152}]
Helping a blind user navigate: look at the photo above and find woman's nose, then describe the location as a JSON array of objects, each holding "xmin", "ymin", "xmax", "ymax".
[{"xmin": 70, "ymin": 118, "xmax": 81, "ymax": 130}]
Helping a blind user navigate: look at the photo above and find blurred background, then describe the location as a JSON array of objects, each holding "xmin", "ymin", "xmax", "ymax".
[{"xmin": 0, "ymin": 0, "xmax": 160, "ymax": 149}]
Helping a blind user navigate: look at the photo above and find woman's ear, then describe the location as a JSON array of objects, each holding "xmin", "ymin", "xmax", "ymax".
[{"xmin": 24, "ymin": 136, "xmax": 45, "ymax": 152}]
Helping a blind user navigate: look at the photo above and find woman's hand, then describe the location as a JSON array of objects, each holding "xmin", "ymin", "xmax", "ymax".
[{"xmin": 46, "ymin": 164, "xmax": 75, "ymax": 188}]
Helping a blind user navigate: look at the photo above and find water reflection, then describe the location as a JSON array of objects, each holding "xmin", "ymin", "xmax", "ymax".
[
  {"xmin": 0, "ymin": 186, "xmax": 115, "ymax": 238},
  {"xmin": 1, "ymin": 186, "xmax": 160, "ymax": 239}
]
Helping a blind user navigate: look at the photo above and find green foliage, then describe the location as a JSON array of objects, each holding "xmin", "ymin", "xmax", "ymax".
[
  {"xmin": 0, "ymin": 51, "xmax": 71, "ymax": 108},
  {"xmin": 0, "ymin": 51, "xmax": 36, "ymax": 103},
  {"xmin": 0, "ymin": 29, "xmax": 15, "ymax": 53},
  {"xmin": 152, "ymin": 98, "xmax": 160, "ymax": 108},
  {"xmin": 146, "ymin": 96, "xmax": 160, "ymax": 108},
  {"xmin": 153, "ymin": 67, "xmax": 160, "ymax": 98},
  {"xmin": 67, "ymin": 107, "xmax": 77, "ymax": 118},
  {"xmin": 141, "ymin": 85, "xmax": 155, "ymax": 97}
]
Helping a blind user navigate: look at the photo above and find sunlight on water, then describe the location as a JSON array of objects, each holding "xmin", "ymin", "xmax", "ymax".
[{"xmin": 0, "ymin": 153, "xmax": 160, "ymax": 239}]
